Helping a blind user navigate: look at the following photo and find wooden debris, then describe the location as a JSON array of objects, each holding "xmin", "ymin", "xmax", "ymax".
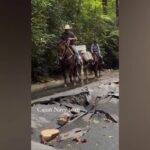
[{"xmin": 40, "ymin": 128, "xmax": 60, "ymax": 144}]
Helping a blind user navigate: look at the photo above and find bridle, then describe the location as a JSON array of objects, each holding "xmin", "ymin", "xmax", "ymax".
[{"xmin": 58, "ymin": 42, "xmax": 74, "ymax": 60}]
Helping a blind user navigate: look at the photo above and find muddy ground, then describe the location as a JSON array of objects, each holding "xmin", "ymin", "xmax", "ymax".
[{"xmin": 31, "ymin": 70, "xmax": 119, "ymax": 150}]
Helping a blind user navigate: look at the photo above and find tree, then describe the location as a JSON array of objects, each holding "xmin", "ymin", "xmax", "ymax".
[
  {"xmin": 102, "ymin": 0, "xmax": 108, "ymax": 15},
  {"xmin": 116, "ymin": 0, "xmax": 119, "ymax": 26}
]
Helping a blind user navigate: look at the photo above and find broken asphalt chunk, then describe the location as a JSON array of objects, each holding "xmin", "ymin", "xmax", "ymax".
[{"xmin": 57, "ymin": 113, "xmax": 72, "ymax": 126}]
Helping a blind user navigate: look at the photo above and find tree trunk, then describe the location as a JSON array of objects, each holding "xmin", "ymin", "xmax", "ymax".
[
  {"xmin": 116, "ymin": 0, "xmax": 119, "ymax": 26},
  {"xmin": 77, "ymin": 0, "xmax": 82, "ymax": 16},
  {"xmin": 116, "ymin": 0, "xmax": 119, "ymax": 17},
  {"xmin": 102, "ymin": 0, "xmax": 108, "ymax": 15}
]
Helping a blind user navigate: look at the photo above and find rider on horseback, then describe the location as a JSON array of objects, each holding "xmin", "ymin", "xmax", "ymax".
[
  {"xmin": 60, "ymin": 24, "xmax": 81, "ymax": 64},
  {"xmin": 91, "ymin": 40, "xmax": 104, "ymax": 64}
]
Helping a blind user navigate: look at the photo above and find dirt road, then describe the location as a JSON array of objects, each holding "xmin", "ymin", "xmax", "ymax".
[{"xmin": 31, "ymin": 70, "xmax": 118, "ymax": 100}]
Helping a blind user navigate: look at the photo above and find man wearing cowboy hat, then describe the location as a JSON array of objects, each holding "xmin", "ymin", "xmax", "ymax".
[{"xmin": 61, "ymin": 24, "xmax": 81, "ymax": 64}]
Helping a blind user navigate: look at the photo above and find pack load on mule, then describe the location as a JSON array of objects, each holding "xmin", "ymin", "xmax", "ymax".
[{"xmin": 75, "ymin": 45, "xmax": 93, "ymax": 62}]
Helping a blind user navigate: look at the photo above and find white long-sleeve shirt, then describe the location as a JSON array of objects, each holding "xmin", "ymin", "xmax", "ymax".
[{"xmin": 91, "ymin": 43, "xmax": 102, "ymax": 57}]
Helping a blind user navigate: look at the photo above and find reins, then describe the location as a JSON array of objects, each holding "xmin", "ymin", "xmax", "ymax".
[{"xmin": 59, "ymin": 42, "xmax": 74, "ymax": 60}]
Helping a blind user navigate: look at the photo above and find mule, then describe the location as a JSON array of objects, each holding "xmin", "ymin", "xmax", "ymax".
[
  {"xmin": 91, "ymin": 52, "xmax": 103, "ymax": 77},
  {"xmin": 57, "ymin": 41, "xmax": 79, "ymax": 87},
  {"xmin": 76, "ymin": 51, "xmax": 94, "ymax": 85}
]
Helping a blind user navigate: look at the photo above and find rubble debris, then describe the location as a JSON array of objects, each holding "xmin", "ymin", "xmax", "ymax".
[
  {"xmin": 59, "ymin": 128, "xmax": 88, "ymax": 141},
  {"xmin": 81, "ymin": 138, "xmax": 87, "ymax": 143},
  {"xmin": 32, "ymin": 82, "xmax": 119, "ymax": 148},
  {"xmin": 73, "ymin": 137, "xmax": 87, "ymax": 144},
  {"xmin": 93, "ymin": 119, "xmax": 100, "ymax": 124},
  {"xmin": 111, "ymin": 114, "xmax": 119, "ymax": 122},
  {"xmin": 31, "ymin": 91, "xmax": 90, "ymax": 107},
  {"xmin": 40, "ymin": 128, "xmax": 60, "ymax": 144},
  {"xmin": 108, "ymin": 91, "xmax": 119, "ymax": 99},
  {"xmin": 70, "ymin": 107, "xmax": 80, "ymax": 114},
  {"xmin": 90, "ymin": 110, "xmax": 118, "ymax": 123},
  {"xmin": 103, "ymin": 118, "xmax": 111, "ymax": 123},
  {"xmin": 57, "ymin": 113, "xmax": 71, "ymax": 126},
  {"xmin": 113, "ymin": 81, "xmax": 119, "ymax": 84},
  {"xmin": 51, "ymin": 91, "xmax": 90, "ymax": 106}
]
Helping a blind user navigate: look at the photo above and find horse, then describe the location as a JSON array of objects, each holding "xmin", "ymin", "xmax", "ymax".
[{"xmin": 57, "ymin": 41, "xmax": 79, "ymax": 87}]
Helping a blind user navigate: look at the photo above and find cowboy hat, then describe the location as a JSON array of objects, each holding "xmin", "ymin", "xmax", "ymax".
[{"xmin": 64, "ymin": 24, "xmax": 72, "ymax": 30}]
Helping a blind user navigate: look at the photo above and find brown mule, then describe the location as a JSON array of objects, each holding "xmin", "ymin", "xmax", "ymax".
[{"xmin": 57, "ymin": 41, "xmax": 78, "ymax": 87}]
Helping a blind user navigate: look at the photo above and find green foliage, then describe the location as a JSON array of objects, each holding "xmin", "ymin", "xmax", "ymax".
[{"xmin": 32, "ymin": 0, "xmax": 119, "ymax": 82}]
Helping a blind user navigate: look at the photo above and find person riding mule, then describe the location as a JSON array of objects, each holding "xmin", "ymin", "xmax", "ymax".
[
  {"xmin": 91, "ymin": 40, "xmax": 104, "ymax": 62},
  {"xmin": 60, "ymin": 24, "xmax": 81, "ymax": 64},
  {"xmin": 57, "ymin": 24, "xmax": 82, "ymax": 87},
  {"xmin": 90, "ymin": 40, "xmax": 104, "ymax": 77}
]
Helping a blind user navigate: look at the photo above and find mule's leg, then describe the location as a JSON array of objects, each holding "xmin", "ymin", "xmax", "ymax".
[
  {"xmin": 98, "ymin": 67, "xmax": 101, "ymax": 77},
  {"xmin": 69, "ymin": 71, "xmax": 73, "ymax": 84},
  {"xmin": 85, "ymin": 68, "xmax": 89, "ymax": 83},
  {"xmin": 98, "ymin": 62, "xmax": 102, "ymax": 77},
  {"xmin": 83, "ymin": 68, "xmax": 86, "ymax": 83},
  {"xmin": 62, "ymin": 68, "xmax": 67, "ymax": 87},
  {"xmin": 93, "ymin": 65, "xmax": 98, "ymax": 79},
  {"xmin": 79, "ymin": 63, "xmax": 84, "ymax": 86},
  {"xmin": 72, "ymin": 66, "xmax": 78, "ymax": 86},
  {"xmin": 77, "ymin": 64, "xmax": 81, "ymax": 82}
]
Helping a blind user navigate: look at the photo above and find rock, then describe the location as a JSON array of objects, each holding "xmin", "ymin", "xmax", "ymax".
[
  {"xmin": 60, "ymin": 128, "xmax": 87, "ymax": 141},
  {"xmin": 57, "ymin": 113, "xmax": 71, "ymax": 126},
  {"xmin": 40, "ymin": 128, "xmax": 60, "ymax": 143},
  {"xmin": 73, "ymin": 137, "xmax": 87, "ymax": 144},
  {"xmin": 111, "ymin": 114, "xmax": 119, "ymax": 122},
  {"xmin": 70, "ymin": 108, "xmax": 80, "ymax": 114}
]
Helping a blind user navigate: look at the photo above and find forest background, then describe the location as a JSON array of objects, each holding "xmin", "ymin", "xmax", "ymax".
[{"xmin": 32, "ymin": 0, "xmax": 119, "ymax": 82}]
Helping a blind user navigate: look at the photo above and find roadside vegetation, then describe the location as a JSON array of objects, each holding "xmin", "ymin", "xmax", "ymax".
[{"xmin": 32, "ymin": 0, "xmax": 119, "ymax": 82}]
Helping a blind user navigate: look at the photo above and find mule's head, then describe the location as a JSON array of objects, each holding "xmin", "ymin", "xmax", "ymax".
[{"xmin": 57, "ymin": 42, "xmax": 66, "ymax": 60}]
